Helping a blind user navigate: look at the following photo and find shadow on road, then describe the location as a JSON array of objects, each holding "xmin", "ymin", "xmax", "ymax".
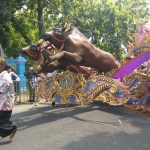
[
  {"xmin": 1, "ymin": 101, "xmax": 149, "ymax": 149},
  {"xmin": 12, "ymin": 101, "xmax": 148, "ymax": 131},
  {"xmin": 61, "ymin": 130, "xmax": 150, "ymax": 150},
  {"xmin": 0, "ymin": 141, "xmax": 12, "ymax": 145}
]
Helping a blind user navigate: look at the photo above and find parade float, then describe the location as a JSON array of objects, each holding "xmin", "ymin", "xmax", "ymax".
[{"xmin": 20, "ymin": 22, "xmax": 150, "ymax": 117}]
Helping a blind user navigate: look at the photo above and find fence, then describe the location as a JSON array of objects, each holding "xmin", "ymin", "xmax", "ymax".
[
  {"xmin": 13, "ymin": 74, "xmax": 48, "ymax": 103},
  {"xmin": 13, "ymin": 76, "xmax": 29, "ymax": 103}
]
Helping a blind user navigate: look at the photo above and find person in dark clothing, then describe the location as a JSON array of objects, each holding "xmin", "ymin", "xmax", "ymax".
[{"xmin": 27, "ymin": 67, "xmax": 37, "ymax": 103}]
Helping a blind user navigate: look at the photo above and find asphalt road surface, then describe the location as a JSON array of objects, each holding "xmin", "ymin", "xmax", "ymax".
[{"xmin": 0, "ymin": 100, "xmax": 150, "ymax": 150}]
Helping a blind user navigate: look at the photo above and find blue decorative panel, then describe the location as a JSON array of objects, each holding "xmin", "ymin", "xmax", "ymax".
[
  {"xmin": 60, "ymin": 75, "xmax": 73, "ymax": 88},
  {"xmin": 54, "ymin": 94, "xmax": 62, "ymax": 103},
  {"xmin": 69, "ymin": 95, "xmax": 77, "ymax": 104}
]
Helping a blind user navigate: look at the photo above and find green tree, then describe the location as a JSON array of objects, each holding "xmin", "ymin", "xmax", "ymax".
[
  {"xmin": 56, "ymin": 0, "xmax": 150, "ymax": 59},
  {"xmin": 0, "ymin": 0, "xmax": 150, "ymax": 61}
]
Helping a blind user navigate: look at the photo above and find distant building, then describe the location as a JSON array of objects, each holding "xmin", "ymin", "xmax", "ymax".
[{"xmin": 6, "ymin": 55, "xmax": 27, "ymax": 92}]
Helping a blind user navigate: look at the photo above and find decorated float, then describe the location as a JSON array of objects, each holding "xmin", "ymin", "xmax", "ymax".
[{"xmin": 20, "ymin": 22, "xmax": 150, "ymax": 117}]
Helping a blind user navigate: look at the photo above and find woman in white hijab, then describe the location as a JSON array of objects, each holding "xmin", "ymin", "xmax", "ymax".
[{"xmin": 0, "ymin": 57, "xmax": 17, "ymax": 140}]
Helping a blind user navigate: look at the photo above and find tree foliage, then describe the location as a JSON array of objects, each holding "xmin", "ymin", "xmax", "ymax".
[{"xmin": 0, "ymin": 0, "xmax": 150, "ymax": 62}]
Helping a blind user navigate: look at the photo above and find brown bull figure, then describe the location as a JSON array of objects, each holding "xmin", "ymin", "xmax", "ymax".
[
  {"xmin": 20, "ymin": 26, "xmax": 119, "ymax": 73},
  {"xmin": 20, "ymin": 40, "xmax": 82, "ymax": 74}
]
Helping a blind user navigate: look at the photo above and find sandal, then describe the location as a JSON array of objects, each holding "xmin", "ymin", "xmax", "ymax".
[
  {"xmin": 0, "ymin": 136, "xmax": 2, "ymax": 140},
  {"xmin": 10, "ymin": 130, "xmax": 17, "ymax": 140}
]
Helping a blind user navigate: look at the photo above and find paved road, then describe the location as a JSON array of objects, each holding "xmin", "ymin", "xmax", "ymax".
[{"xmin": 0, "ymin": 100, "xmax": 150, "ymax": 150}]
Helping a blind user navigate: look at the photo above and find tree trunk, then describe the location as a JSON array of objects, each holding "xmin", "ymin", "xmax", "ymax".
[{"xmin": 37, "ymin": 0, "xmax": 44, "ymax": 39}]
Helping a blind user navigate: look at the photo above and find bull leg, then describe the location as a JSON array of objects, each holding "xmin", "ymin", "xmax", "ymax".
[
  {"xmin": 37, "ymin": 61, "xmax": 67, "ymax": 72},
  {"xmin": 41, "ymin": 51, "xmax": 83, "ymax": 68},
  {"xmin": 52, "ymin": 51, "xmax": 83, "ymax": 63}
]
